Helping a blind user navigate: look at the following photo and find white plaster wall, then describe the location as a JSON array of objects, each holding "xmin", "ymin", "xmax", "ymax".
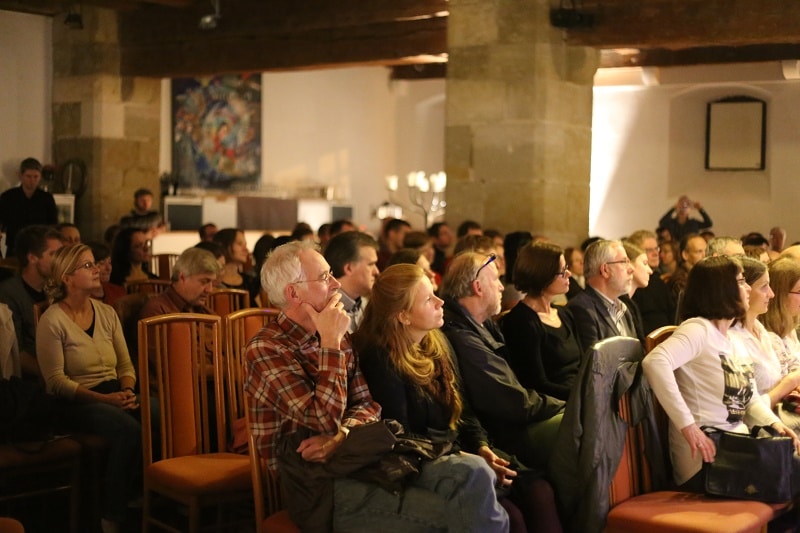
[
  {"xmin": 159, "ymin": 69, "xmax": 445, "ymax": 234},
  {"xmin": 0, "ymin": 10, "xmax": 52, "ymax": 190},
  {"xmin": 592, "ymin": 63, "xmax": 800, "ymax": 243}
]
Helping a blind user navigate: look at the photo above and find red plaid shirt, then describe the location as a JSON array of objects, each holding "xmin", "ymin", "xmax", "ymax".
[{"xmin": 244, "ymin": 312, "xmax": 380, "ymax": 471}]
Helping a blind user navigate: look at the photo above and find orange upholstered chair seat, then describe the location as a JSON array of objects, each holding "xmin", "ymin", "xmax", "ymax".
[
  {"xmin": 262, "ymin": 510, "xmax": 300, "ymax": 533},
  {"xmin": 146, "ymin": 453, "xmax": 252, "ymax": 495},
  {"xmin": 607, "ymin": 491, "xmax": 782, "ymax": 533}
]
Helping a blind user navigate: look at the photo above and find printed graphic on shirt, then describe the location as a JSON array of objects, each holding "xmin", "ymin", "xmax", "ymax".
[{"xmin": 718, "ymin": 351, "xmax": 754, "ymax": 424}]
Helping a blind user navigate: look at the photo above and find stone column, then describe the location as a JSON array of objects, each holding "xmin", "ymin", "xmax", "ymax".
[
  {"xmin": 445, "ymin": 0, "xmax": 598, "ymax": 246},
  {"xmin": 52, "ymin": 6, "xmax": 160, "ymax": 242}
]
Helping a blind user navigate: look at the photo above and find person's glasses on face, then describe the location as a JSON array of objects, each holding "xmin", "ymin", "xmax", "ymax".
[
  {"xmin": 555, "ymin": 266, "xmax": 570, "ymax": 279},
  {"xmin": 475, "ymin": 253, "xmax": 497, "ymax": 280},
  {"xmin": 294, "ymin": 270, "xmax": 334, "ymax": 285},
  {"xmin": 606, "ymin": 258, "xmax": 631, "ymax": 267},
  {"xmin": 71, "ymin": 261, "xmax": 98, "ymax": 274}
]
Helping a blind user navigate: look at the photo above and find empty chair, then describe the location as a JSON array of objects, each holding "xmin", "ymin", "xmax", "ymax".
[{"xmin": 138, "ymin": 313, "xmax": 252, "ymax": 533}]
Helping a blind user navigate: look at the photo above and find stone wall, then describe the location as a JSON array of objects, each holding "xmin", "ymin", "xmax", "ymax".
[
  {"xmin": 52, "ymin": 6, "xmax": 160, "ymax": 242},
  {"xmin": 445, "ymin": 0, "xmax": 597, "ymax": 247}
]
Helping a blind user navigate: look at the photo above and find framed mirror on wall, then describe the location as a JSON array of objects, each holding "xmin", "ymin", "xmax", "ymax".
[{"xmin": 705, "ymin": 96, "xmax": 766, "ymax": 171}]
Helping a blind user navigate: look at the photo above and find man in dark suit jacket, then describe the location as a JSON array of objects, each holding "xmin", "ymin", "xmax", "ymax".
[{"xmin": 567, "ymin": 239, "xmax": 640, "ymax": 350}]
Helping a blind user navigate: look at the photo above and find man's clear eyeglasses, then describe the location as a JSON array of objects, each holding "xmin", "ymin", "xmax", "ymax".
[
  {"xmin": 606, "ymin": 259, "xmax": 631, "ymax": 266},
  {"xmin": 475, "ymin": 253, "xmax": 497, "ymax": 280},
  {"xmin": 71, "ymin": 261, "xmax": 99, "ymax": 273},
  {"xmin": 294, "ymin": 270, "xmax": 334, "ymax": 285}
]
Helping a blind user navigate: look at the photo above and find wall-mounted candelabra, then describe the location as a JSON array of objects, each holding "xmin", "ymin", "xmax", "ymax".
[{"xmin": 385, "ymin": 171, "xmax": 446, "ymax": 228}]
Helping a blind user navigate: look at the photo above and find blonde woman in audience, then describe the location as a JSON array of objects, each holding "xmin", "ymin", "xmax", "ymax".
[
  {"xmin": 764, "ymin": 257, "xmax": 800, "ymax": 359},
  {"xmin": 730, "ymin": 257, "xmax": 800, "ymax": 428},
  {"xmin": 37, "ymin": 244, "xmax": 141, "ymax": 533},
  {"xmin": 621, "ymin": 241, "xmax": 652, "ymax": 341}
]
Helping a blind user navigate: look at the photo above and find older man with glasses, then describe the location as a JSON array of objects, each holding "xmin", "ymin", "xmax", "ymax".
[
  {"xmin": 440, "ymin": 251, "xmax": 565, "ymax": 470},
  {"xmin": 566, "ymin": 239, "xmax": 640, "ymax": 350}
]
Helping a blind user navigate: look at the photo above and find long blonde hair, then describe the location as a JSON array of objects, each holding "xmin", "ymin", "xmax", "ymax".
[
  {"xmin": 353, "ymin": 264, "xmax": 462, "ymax": 427},
  {"xmin": 764, "ymin": 257, "xmax": 800, "ymax": 337}
]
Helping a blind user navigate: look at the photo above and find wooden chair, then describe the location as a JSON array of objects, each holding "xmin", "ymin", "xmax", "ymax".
[
  {"xmin": 605, "ymin": 331, "xmax": 791, "ymax": 532},
  {"xmin": 244, "ymin": 395, "xmax": 299, "ymax": 533},
  {"xmin": 149, "ymin": 253, "xmax": 179, "ymax": 281},
  {"xmin": 126, "ymin": 279, "xmax": 170, "ymax": 295},
  {"xmin": 207, "ymin": 288, "xmax": 249, "ymax": 316},
  {"xmin": 138, "ymin": 313, "xmax": 252, "ymax": 533},
  {"xmin": 0, "ymin": 438, "xmax": 82, "ymax": 533},
  {"xmin": 223, "ymin": 307, "xmax": 279, "ymax": 447},
  {"xmin": 32, "ymin": 300, "xmax": 51, "ymax": 329}
]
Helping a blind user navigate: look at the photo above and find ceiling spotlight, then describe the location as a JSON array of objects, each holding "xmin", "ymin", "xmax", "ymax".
[
  {"xmin": 64, "ymin": 6, "xmax": 83, "ymax": 30},
  {"xmin": 199, "ymin": 0, "xmax": 221, "ymax": 30}
]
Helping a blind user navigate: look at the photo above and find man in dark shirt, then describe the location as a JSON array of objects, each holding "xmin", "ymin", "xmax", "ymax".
[
  {"xmin": 0, "ymin": 158, "xmax": 58, "ymax": 255},
  {"xmin": 0, "ymin": 225, "xmax": 63, "ymax": 378}
]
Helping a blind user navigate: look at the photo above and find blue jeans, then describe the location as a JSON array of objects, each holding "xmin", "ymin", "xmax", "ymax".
[
  {"xmin": 333, "ymin": 453, "xmax": 510, "ymax": 532},
  {"xmin": 63, "ymin": 401, "xmax": 142, "ymax": 523}
]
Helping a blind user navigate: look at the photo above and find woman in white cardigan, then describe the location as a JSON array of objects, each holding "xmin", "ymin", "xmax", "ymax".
[
  {"xmin": 37, "ymin": 244, "xmax": 140, "ymax": 533},
  {"xmin": 642, "ymin": 255, "xmax": 800, "ymax": 491}
]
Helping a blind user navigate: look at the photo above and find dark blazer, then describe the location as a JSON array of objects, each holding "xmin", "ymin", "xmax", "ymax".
[
  {"xmin": 566, "ymin": 285, "xmax": 640, "ymax": 351},
  {"xmin": 566, "ymin": 276, "xmax": 584, "ymax": 301}
]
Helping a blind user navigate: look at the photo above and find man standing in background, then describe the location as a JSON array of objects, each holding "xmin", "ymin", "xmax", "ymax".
[{"xmin": 0, "ymin": 158, "xmax": 58, "ymax": 257}]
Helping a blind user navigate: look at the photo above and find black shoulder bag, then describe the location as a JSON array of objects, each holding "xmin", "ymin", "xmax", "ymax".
[{"xmin": 702, "ymin": 425, "xmax": 795, "ymax": 503}]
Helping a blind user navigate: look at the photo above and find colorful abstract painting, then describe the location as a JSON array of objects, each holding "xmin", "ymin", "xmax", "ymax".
[{"xmin": 172, "ymin": 74, "xmax": 261, "ymax": 189}]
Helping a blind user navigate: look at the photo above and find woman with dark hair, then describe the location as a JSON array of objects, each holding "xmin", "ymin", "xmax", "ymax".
[
  {"xmin": 730, "ymin": 257, "xmax": 800, "ymax": 429},
  {"xmin": 500, "ymin": 242, "xmax": 583, "ymax": 401},
  {"xmin": 388, "ymin": 248, "xmax": 439, "ymax": 292},
  {"xmin": 658, "ymin": 240, "xmax": 679, "ymax": 280},
  {"xmin": 37, "ymin": 244, "xmax": 141, "ymax": 533},
  {"xmin": 643, "ymin": 256, "xmax": 800, "ymax": 491},
  {"xmin": 501, "ymin": 231, "xmax": 533, "ymax": 311},
  {"xmin": 213, "ymin": 228, "xmax": 258, "ymax": 305},
  {"xmin": 109, "ymin": 227, "xmax": 156, "ymax": 287},
  {"xmin": 354, "ymin": 264, "xmax": 561, "ymax": 533},
  {"xmin": 87, "ymin": 241, "xmax": 126, "ymax": 305},
  {"xmin": 621, "ymin": 241, "xmax": 652, "ymax": 342}
]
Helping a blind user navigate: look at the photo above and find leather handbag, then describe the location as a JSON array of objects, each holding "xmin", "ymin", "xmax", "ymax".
[{"xmin": 702, "ymin": 426, "xmax": 794, "ymax": 503}]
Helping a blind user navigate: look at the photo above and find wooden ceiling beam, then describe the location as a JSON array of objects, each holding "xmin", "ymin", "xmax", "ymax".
[
  {"xmin": 561, "ymin": 1, "xmax": 800, "ymax": 50},
  {"xmin": 600, "ymin": 44, "xmax": 800, "ymax": 69},
  {"xmin": 120, "ymin": 16, "xmax": 448, "ymax": 78}
]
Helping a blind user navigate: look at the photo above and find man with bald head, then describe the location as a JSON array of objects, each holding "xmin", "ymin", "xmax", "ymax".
[{"xmin": 566, "ymin": 239, "xmax": 640, "ymax": 349}]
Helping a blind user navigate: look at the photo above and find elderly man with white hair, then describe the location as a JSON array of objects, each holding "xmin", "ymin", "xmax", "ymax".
[{"xmin": 566, "ymin": 239, "xmax": 640, "ymax": 350}]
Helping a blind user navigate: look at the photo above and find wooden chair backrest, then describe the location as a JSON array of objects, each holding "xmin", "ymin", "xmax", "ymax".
[
  {"xmin": 645, "ymin": 325, "xmax": 678, "ymax": 354},
  {"xmin": 224, "ymin": 308, "xmax": 279, "ymax": 431},
  {"xmin": 149, "ymin": 253, "xmax": 179, "ymax": 281},
  {"xmin": 126, "ymin": 279, "xmax": 171, "ymax": 295},
  {"xmin": 138, "ymin": 313, "xmax": 224, "ymax": 467},
  {"xmin": 644, "ymin": 324, "xmax": 677, "ymax": 480},
  {"xmin": 33, "ymin": 300, "xmax": 51, "ymax": 329},
  {"xmin": 208, "ymin": 288, "xmax": 249, "ymax": 316},
  {"xmin": 244, "ymin": 395, "xmax": 284, "ymax": 526}
]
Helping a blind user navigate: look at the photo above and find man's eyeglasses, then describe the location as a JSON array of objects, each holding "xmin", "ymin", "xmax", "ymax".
[
  {"xmin": 475, "ymin": 253, "xmax": 497, "ymax": 280},
  {"xmin": 70, "ymin": 261, "xmax": 99, "ymax": 274},
  {"xmin": 294, "ymin": 270, "xmax": 334, "ymax": 285},
  {"xmin": 606, "ymin": 259, "xmax": 631, "ymax": 267}
]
